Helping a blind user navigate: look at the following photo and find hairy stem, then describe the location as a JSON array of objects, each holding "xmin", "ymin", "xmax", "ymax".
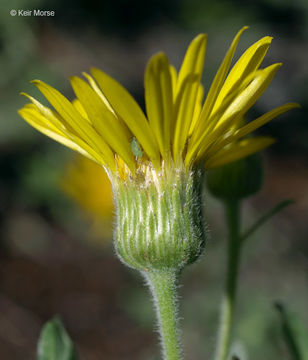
[
  {"xmin": 215, "ymin": 200, "xmax": 241, "ymax": 360},
  {"xmin": 145, "ymin": 269, "xmax": 182, "ymax": 360}
]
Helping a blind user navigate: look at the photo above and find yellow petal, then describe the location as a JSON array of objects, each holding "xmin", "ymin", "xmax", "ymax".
[
  {"xmin": 31, "ymin": 80, "xmax": 115, "ymax": 169},
  {"xmin": 18, "ymin": 105, "xmax": 106, "ymax": 166},
  {"xmin": 20, "ymin": 100, "xmax": 93, "ymax": 155},
  {"xmin": 19, "ymin": 103, "xmax": 62, "ymax": 132},
  {"xmin": 144, "ymin": 53, "xmax": 173, "ymax": 158},
  {"xmin": 83, "ymin": 72, "xmax": 132, "ymax": 139},
  {"xmin": 82, "ymin": 72, "xmax": 116, "ymax": 115},
  {"xmin": 173, "ymin": 74, "xmax": 200, "ymax": 161},
  {"xmin": 215, "ymin": 63, "xmax": 282, "ymax": 129},
  {"xmin": 172, "ymin": 34, "xmax": 207, "ymax": 161},
  {"xmin": 22, "ymin": 93, "xmax": 97, "ymax": 157},
  {"xmin": 21, "ymin": 92, "xmax": 69, "ymax": 131},
  {"xmin": 90, "ymin": 67, "xmax": 160, "ymax": 165},
  {"xmin": 72, "ymin": 98, "xmax": 90, "ymax": 121},
  {"xmin": 192, "ymin": 63, "xmax": 282, "ymax": 162},
  {"xmin": 186, "ymin": 69, "xmax": 260, "ymax": 161},
  {"xmin": 70, "ymin": 76, "xmax": 135, "ymax": 171},
  {"xmin": 187, "ymin": 26, "xmax": 248, "ymax": 163},
  {"xmin": 176, "ymin": 33, "xmax": 207, "ymax": 94},
  {"xmin": 169, "ymin": 65, "xmax": 177, "ymax": 101},
  {"xmin": 205, "ymin": 69, "xmax": 256, "ymax": 129},
  {"xmin": 189, "ymin": 83, "xmax": 204, "ymax": 136},
  {"xmin": 207, "ymin": 102, "xmax": 300, "ymax": 156},
  {"xmin": 186, "ymin": 84, "xmax": 246, "ymax": 165},
  {"xmin": 204, "ymin": 136, "xmax": 275, "ymax": 168},
  {"xmin": 212, "ymin": 36, "xmax": 273, "ymax": 112}
]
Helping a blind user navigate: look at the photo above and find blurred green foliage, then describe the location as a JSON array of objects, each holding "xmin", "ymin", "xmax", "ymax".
[
  {"xmin": 37, "ymin": 317, "xmax": 78, "ymax": 360},
  {"xmin": 206, "ymin": 153, "xmax": 264, "ymax": 200},
  {"xmin": 276, "ymin": 303, "xmax": 308, "ymax": 360}
]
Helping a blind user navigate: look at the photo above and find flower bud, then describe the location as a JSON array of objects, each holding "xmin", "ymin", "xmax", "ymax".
[
  {"xmin": 206, "ymin": 153, "xmax": 264, "ymax": 200},
  {"xmin": 113, "ymin": 167, "xmax": 206, "ymax": 272}
]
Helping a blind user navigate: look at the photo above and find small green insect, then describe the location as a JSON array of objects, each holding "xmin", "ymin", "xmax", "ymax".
[{"xmin": 131, "ymin": 137, "xmax": 143, "ymax": 158}]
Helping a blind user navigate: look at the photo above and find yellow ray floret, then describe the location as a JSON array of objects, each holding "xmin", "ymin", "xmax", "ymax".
[
  {"xmin": 18, "ymin": 27, "xmax": 299, "ymax": 178},
  {"xmin": 145, "ymin": 52, "xmax": 173, "ymax": 159}
]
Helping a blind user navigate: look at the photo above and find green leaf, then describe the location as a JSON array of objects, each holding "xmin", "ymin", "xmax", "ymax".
[
  {"xmin": 275, "ymin": 303, "xmax": 308, "ymax": 360},
  {"xmin": 241, "ymin": 199, "xmax": 294, "ymax": 245},
  {"xmin": 37, "ymin": 317, "xmax": 79, "ymax": 360}
]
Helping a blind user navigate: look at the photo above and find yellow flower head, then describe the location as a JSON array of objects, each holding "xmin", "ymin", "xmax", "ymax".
[
  {"xmin": 19, "ymin": 27, "xmax": 298, "ymax": 181},
  {"xmin": 61, "ymin": 155, "xmax": 114, "ymax": 240},
  {"xmin": 61, "ymin": 155, "xmax": 114, "ymax": 221}
]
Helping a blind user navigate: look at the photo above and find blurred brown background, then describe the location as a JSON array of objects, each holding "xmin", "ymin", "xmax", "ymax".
[{"xmin": 0, "ymin": 0, "xmax": 307, "ymax": 359}]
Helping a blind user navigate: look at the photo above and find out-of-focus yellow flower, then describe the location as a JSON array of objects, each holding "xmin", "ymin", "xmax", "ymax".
[
  {"xmin": 19, "ymin": 27, "xmax": 298, "ymax": 182},
  {"xmin": 61, "ymin": 156, "xmax": 114, "ymax": 240}
]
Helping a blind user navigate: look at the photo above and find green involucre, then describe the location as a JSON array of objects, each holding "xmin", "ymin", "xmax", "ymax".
[{"xmin": 113, "ymin": 167, "xmax": 206, "ymax": 271}]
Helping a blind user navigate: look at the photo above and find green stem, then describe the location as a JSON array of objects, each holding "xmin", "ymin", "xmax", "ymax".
[
  {"xmin": 215, "ymin": 200, "xmax": 241, "ymax": 360},
  {"xmin": 145, "ymin": 269, "xmax": 182, "ymax": 360},
  {"xmin": 241, "ymin": 199, "xmax": 293, "ymax": 245}
]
